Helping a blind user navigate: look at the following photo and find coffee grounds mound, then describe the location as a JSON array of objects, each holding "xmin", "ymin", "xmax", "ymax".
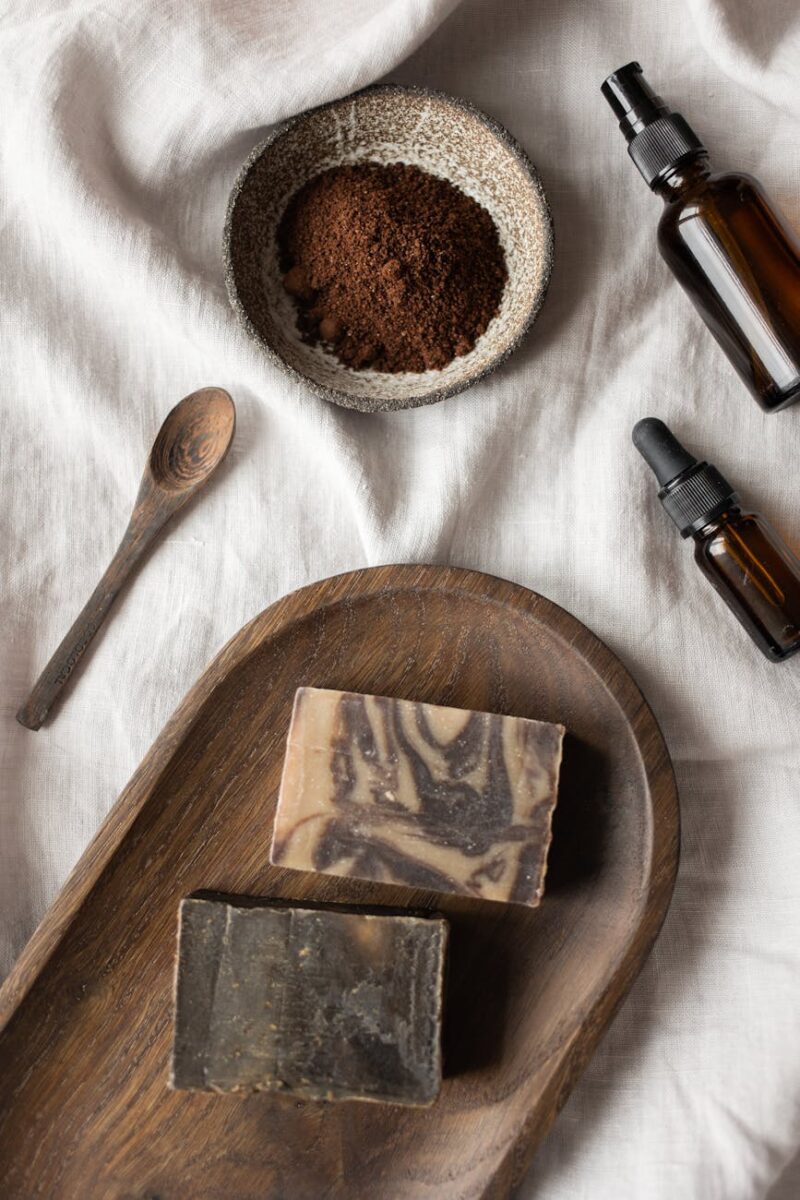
[{"xmin": 277, "ymin": 162, "xmax": 507, "ymax": 374}]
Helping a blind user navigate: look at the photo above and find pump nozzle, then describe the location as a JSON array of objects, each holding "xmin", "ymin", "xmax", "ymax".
[
  {"xmin": 601, "ymin": 62, "xmax": 669, "ymax": 142},
  {"xmin": 601, "ymin": 62, "xmax": 705, "ymax": 187}
]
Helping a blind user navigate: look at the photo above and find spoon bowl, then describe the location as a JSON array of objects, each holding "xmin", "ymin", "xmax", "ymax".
[{"xmin": 149, "ymin": 388, "xmax": 236, "ymax": 494}]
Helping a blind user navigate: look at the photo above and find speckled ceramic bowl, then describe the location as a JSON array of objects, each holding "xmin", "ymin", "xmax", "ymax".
[{"xmin": 224, "ymin": 85, "xmax": 553, "ymax": 412}]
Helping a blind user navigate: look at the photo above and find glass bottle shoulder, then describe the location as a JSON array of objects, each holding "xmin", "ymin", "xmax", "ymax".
[
  {"xmin": 656, "ymin": 168, "xmax": 764, "ymax": 234},
  {"xmin": 693, "ymin": 510, "xmax": 757, "ymax": 560}
]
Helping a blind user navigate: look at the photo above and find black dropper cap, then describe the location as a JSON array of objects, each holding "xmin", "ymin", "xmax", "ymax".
[
  {"xmin": 632, "ymin": 418, "xmax": 738, "ymax": 537},
  {"xmin": 601, "ymin": 62, "xmax": 705, "ymax": 187}
]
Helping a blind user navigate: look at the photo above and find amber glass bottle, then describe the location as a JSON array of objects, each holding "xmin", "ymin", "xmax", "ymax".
[
  {"xmin": 633, "ymin": 418, "xmax": 800, "ymax": 662},
  {"xmin": 603, "ymin": 63, "xmax": 800, "ymax": 413}
]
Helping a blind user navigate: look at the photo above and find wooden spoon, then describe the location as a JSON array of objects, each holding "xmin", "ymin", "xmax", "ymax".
[{"xmin": 16, "ymin": 387, "xmax": 236, "ymax": 731}]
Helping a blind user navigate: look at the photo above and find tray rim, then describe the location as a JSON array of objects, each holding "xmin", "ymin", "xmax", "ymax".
[{"xmin": 0, "ymin": 563, "xmax": 680, "ymax": 1194}]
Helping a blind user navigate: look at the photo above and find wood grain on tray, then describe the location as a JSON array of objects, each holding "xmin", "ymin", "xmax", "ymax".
[{"xmin": 0, "ymin": 565, "xmax": 679, "ymax": 1200}]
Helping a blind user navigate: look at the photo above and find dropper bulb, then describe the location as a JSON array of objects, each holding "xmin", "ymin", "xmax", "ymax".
[{"xmin": 632, "ymin": 417, "xmax": 697, "ymax": 487}]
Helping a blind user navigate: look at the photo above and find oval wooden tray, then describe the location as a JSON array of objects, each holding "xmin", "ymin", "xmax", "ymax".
[{"xmin": 0, "ymin": 565, "xmax": 679, "ymax": 1199}]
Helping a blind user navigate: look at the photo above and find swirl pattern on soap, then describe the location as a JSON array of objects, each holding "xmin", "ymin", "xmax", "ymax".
[{"xmin": 271, "ymin": 689, "xmax": 564, "ymax": 906}]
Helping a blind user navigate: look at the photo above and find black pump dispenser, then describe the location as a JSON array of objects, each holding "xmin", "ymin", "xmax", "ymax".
[
  {"xmin": 601, "ymin": 62, "xmax": 705, "ymax": 186},
  {"xmin": 601, "ymin": 61, "xmax": 668, "ymax": 140},
  {"xmin": 602, "ymin": 62, "xmax": 800, "ymax": 413},
  {"xmin": 632, "ymin": 418, "xmax": 737, "ymax": 537}
]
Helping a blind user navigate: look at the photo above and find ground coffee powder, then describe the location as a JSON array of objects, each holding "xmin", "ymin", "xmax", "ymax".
[{"xmin": 277, "ymin": 162, "xmax": 507, "ymax": 373}]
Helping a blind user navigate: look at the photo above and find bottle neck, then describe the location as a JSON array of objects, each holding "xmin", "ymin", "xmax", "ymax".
[
  {"xmin": 692, "ymin": 505, "xmax": 742, "ymax": 540},
  {"xmin": 652, "ymin": 153, "xmax": 711, "ymax": 199}
]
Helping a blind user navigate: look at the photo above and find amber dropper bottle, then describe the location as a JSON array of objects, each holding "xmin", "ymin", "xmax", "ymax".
[
  {"xmin": 603, "ymin": 63, "xmax": 800, "ymax": 413},
  {"xmin": 633, "ymin": 418, "xmax": 800, "ymax": 662}
]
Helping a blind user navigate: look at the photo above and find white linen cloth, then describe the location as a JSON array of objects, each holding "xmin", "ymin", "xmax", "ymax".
[{"xmin": 2, "ymin": 1, "xmax": 800, "ymax": 1196}]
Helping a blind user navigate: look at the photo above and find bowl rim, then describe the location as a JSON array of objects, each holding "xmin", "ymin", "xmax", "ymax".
[{"xmin": 222, "ymin": 83, "xmax": 554, "ymax": 413}]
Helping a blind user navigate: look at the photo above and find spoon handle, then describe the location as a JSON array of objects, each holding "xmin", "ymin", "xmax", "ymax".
[{"xmin": 16, "ymin": 503, "xmax": 171, "ymax": 731}]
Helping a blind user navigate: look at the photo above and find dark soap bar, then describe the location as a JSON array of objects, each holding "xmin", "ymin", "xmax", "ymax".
[{"xmin": 171, "ymin": 895, "xmax": 447, "ymax": 1106}]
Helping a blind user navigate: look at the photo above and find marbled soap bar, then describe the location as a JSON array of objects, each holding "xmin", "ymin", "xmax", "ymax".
[
  {"xmin": 171, "ymin": 894, "xmax": 447, "ymax": 1106},
  {"xmin": 271, "ymin": 688, "xmax": 565, "ymax": 906}
]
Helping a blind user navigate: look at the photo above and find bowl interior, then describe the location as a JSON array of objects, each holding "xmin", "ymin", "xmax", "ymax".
[{"xmin": 225, "ymin": 88, "xmax": 552, "ymax": 411}]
